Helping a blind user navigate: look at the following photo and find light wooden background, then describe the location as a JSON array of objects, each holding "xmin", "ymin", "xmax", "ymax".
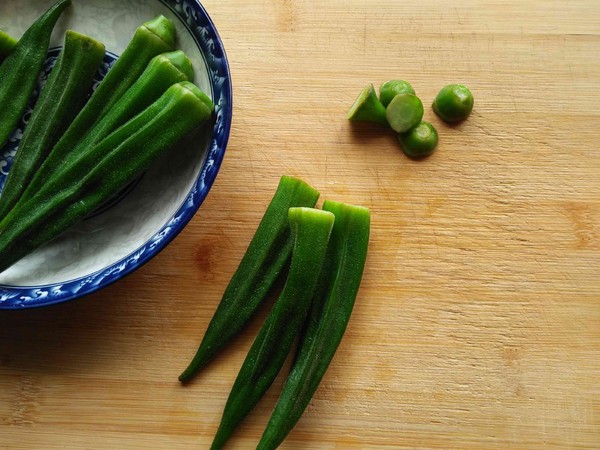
[{"xmin": 1, "ymin": 0, "xmax": 599, "ymax": 448}]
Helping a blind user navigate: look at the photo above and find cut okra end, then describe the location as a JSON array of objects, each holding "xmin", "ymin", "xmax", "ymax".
[
  {"xmin": 398, "ymin": 121, "xmax": 438, "ymax": 159},
  {"xmin": 177, "ymin": 80, "xmax": 214, "ymax": 114},
  {"xmin": 432, "ymin": 84, "xmax": 474, "ymax": 123},
  {"xmin": 142, "ymin": 15, "xmax": 176, "ymax": 49},
  {"xmin": 63, "ymin": 29, "xmax": 106, "ymax": 61},
  {"xmin": 288, "ymin": 207, "xmax": 335, "ymax": 228},
  {"xmin": 385, "ymin": 93, "xmax": 424, "ymax": 133},
  {"xmin": 177, "ymin": 81, "xmax": 215, "ymax": 118},
  {"xmin": 347, "ymin": 84, "xmax": 388, "ymax": 126},
  {"xmin": 379, "ymin": 79, "xmax": 415, "ymax": 107},
  {"xmin": 196, "ymin": 88, "xmax": 215, "ymax": 114},
  {"xmin": 157, "ymin": 50, "xmax": 194, "ymax": 83},
  {"xmin": 322, "ymin": 199, "xmax": 370, "ymax": 222}
]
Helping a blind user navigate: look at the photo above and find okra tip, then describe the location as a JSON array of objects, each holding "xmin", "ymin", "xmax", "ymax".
[
  {"xmin": 45, "ymin": 0, "xmax": 72, "ymax": 18},
  {"xmin": 142, "ymin": 15, "xmax": 176, "ymax": 49},
  {"xmin": 0, "ymin": 29, "xmax": 18, "ymax": 54}
]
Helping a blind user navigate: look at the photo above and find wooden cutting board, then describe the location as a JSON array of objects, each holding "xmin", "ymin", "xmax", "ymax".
[{"xmin": 1, "ymin": 0, "xmax": 598, "ymax": 448}]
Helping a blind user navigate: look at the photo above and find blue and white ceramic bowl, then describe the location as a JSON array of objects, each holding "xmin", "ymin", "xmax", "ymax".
[{"xmin": 0, "ymin": 0, "xmax": 232, "ymax": 309}]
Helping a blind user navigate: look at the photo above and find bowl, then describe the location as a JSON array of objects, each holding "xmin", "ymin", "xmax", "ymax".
[{"xmin": 0, "ymin": 0, "xmax": 232, "ymax": 309}]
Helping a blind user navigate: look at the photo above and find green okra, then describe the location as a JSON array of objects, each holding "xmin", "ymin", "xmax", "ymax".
[
  {"xmin": 0, "ymin": 29, "xmax": 17, "ymax": 63},
  {"xmin": 385, "ymin": 93, "xmax": 424, "ymax": 133},
  {"xmin": 433, "ymin": 83, "xmax": 474, "ymax": 123},
  {"xmin": 347, "ymin": 83, "xmax": 388, "ymax": 125},
  {"xmin": 0, "ymin": 81, "xmax": 213, "ymax": 273},
  {"xmin": 0, "ymin": 0, "xmax": 71, "ymax": 149},
  {"xmin": 257, "ymin": 200, "xmax": 370, "ymax": 450},
  {"xmin": 178, "ymin": 175, "xmax": 321, "ymax": 383},
  {"xmin": 210, "ymin": 207, "xmax": 335, "ymax": 450},
  {"xmin": 0, "ymin": 30, "xmax": 105, "ymax": 220},
  {"xmin": 20, "ymin": 15, "xmax": 175, "ymax": 196},
  {"xmin": 18, "ymin": 50, "xmax": 194, "ymax": 208},
  {"xmin": 379, "ymin": 79, "xmax": 415, "ymax": 107},
  {"xmin": 398, "ymin": 121, "xmax": 438, "ymax": 158}
]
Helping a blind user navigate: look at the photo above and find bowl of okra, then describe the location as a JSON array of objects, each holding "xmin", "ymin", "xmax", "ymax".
[{"xmin": 0, "ymin": 0, "xmax": 232, "ymax": 309}]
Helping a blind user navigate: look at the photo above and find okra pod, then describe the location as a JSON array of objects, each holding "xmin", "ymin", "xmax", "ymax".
[
  {"xmin": 0, "ymin": 0, "xmax": 71, "ymax": 148},
  {"xmin": 210, "ymin": 207, "xmax": 335, "ymax": 450},
  {"xmin": 0, "ymin": 31, "xmax": 105, "ymax": 220},
  {"xmin": 257, "ymin": 200, "xmax": 370, "ymax": 450},
  {"xmin": 19, "ymin": 50, "xmax": 194, "ymax": 207},
  {"xmin": 0, "ymin": 82, "xmax": 213, "ymax": 272},
  {"xmin": 0, "ymin": 29, "xmax": 17, "ymax": 63},
  {"xmin": 178, "ymin": 176, "xmax": 320, "ymax": 383},
  {"xmin": 22, "ymin": 15, "xmax": 175, "ymax": 193}
]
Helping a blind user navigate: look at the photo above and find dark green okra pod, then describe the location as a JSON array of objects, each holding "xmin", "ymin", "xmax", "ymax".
[
  {"xmin": 0, "ymin": 29, "xmax": 17, "ymax": 63},
  {"xmin": 257, "ymin": 200, "xmax": 370, "ymax": 450},
  {"xmin": 0, "ymin": 82, "xmax": 213, "ymax": 273},
  {"xmin": 0, "ymin": 30, "xmax": 105, "ymax": 220},
  {"xmin": 178, "ymin": 176, "xmax": 320, "ymax": 383},
  {"xmin": 17, "ymin": 50, "xmax": 194, "ymax": 208},
  {"xmin": 20, "ymin": 15, "xmax": 175, "ymax": 198},
  {"xmin": 210, "ymin": 207, "xmax": 335, "ymax": 450},
  {"xmin": 0, "ymin": 0, "xmax": 71, "ymax": 148}
]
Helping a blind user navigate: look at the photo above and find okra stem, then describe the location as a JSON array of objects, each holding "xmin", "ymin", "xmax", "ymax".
[
  {"xmin": 17, "ymin": 50, "xmax": 194, "ymax": 207},
  {"xmin": 178, "ymin": 176, "xmax": 320, "ymax": 383},
  {"xmin": 257, "ymin": 201, "xmax": 370, "ymax": 450},
  {"xmin": 0, "ymin": 29, "xmax": 17, "ymax": 63},
  {"xmin": 0, "ymin": 30, "xmax": 105, "ymax": 220},
  {"xmin": 0, "ymin": 82, "xmax": 212, "ymax": 273},
  {"xmin": 0, "ymin": 0, "xmax": 71, "ymax": 149},
  {"xmin": 210, "ymin": 207, "xmax": 335, "ymax": 450}
]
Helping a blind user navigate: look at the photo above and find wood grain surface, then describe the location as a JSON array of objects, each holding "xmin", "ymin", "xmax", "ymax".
[{"xmin": 1, "ymin": 0, "xmax": 599, "ymax": 448}]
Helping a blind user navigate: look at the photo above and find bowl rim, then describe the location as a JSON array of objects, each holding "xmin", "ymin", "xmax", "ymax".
[{"xmin": 0, "ymin": 0, "xmax": 232, "ymax": 309}]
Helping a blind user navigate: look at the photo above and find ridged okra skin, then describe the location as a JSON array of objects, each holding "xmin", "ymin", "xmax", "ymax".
[
  {"xmin": 0, "ymin": 0, "xmax": 71, "ymax": 148},
  {"xmin": 257, "ymin": 201, "xmax": 370, "ymax": 450},
  {"xmin": 178, "ymin": 175, "xmax": 321, "ymax": 383},
  {"xmin": 0, "ymin": 82, "xmax": 213, "ymax": 273},
  {"xmin": 0, "ymin": 29, "xmax": 17, "ymax": 63},
  {"xmin": 21, "ymin": 15, "xmax": 176, "ymax": 195},
  {"xmin": 0, "ymin": 30, "xmax": 105, "ymax": 220},
  {"xmin": 210, "ymin": 207, "xmax": 335, "ymax": 450},
  {"xmin": 19, "ymin": 50, "xmax": 193, "ymax": 207}
]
